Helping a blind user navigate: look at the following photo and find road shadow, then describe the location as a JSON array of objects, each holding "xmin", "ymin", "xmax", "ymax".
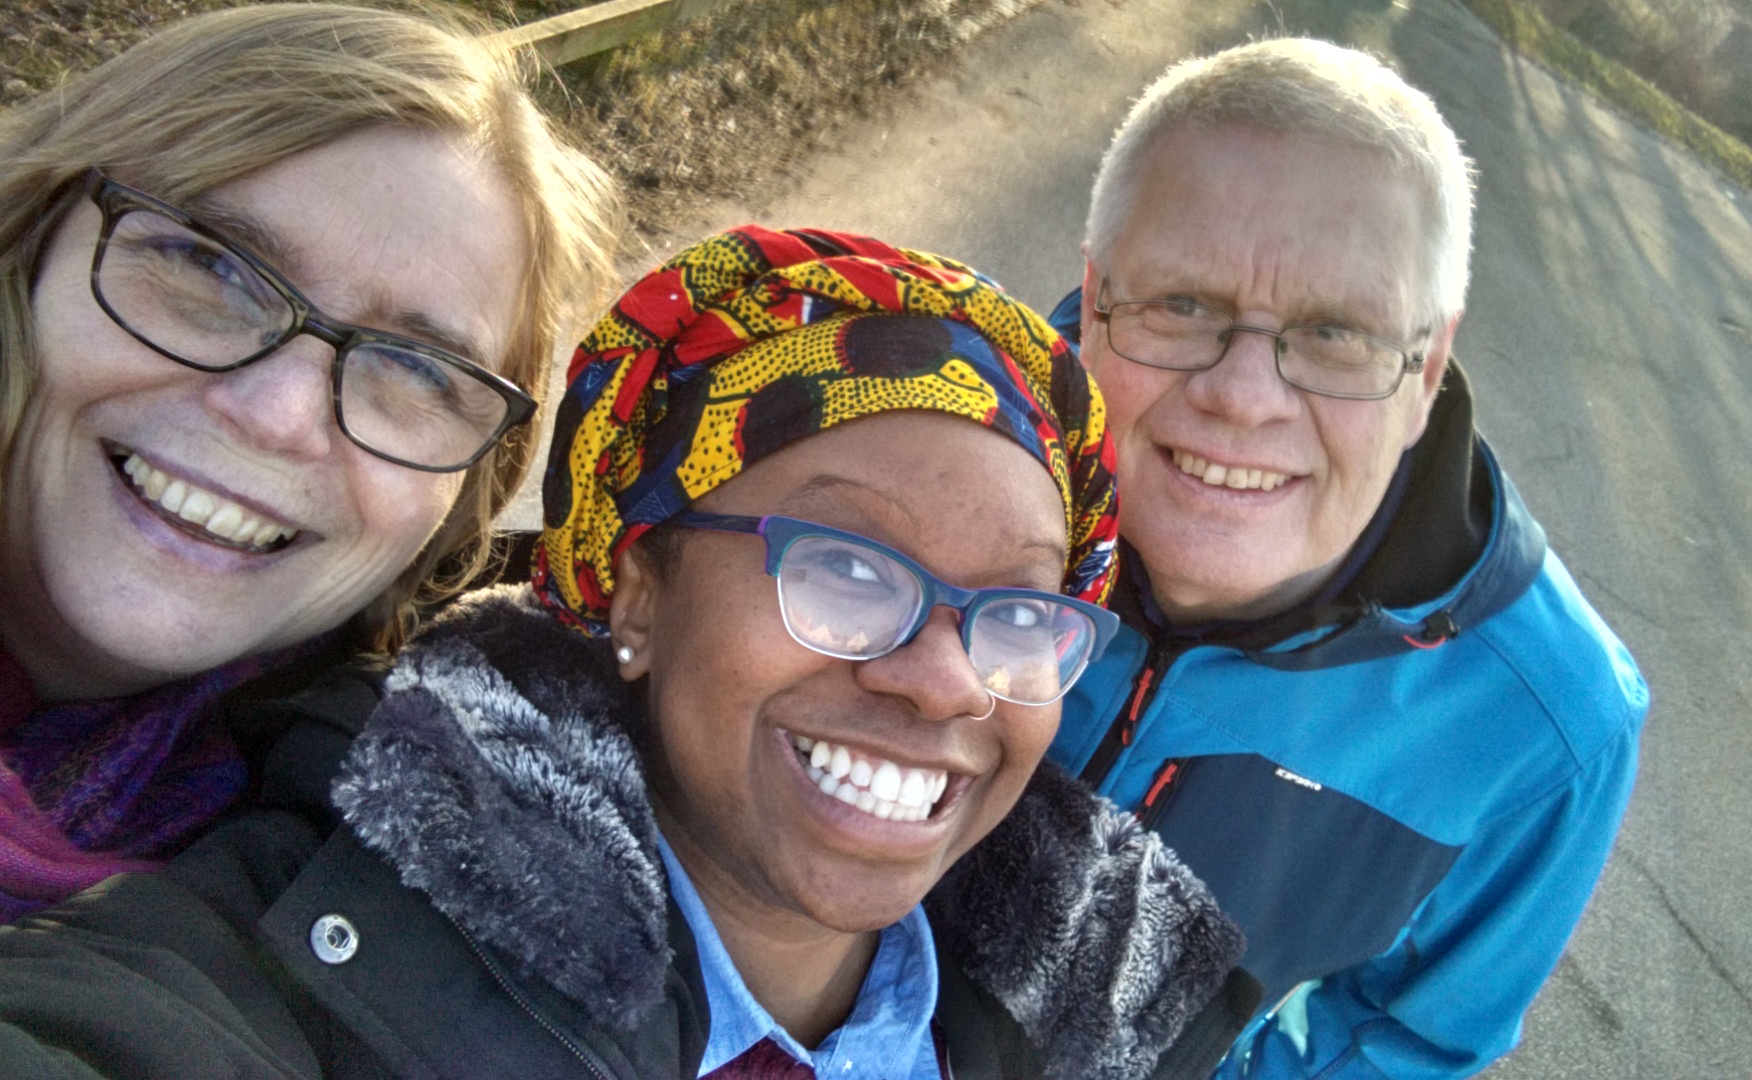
[{"xmin": 1377, "ymin": 3, "xmax": 1752, "ymax": 1076}]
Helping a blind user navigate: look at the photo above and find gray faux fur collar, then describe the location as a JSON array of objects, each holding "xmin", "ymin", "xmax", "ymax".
[{"xmin": 334, "ymin": 585, "xmax": 1243, "ymax": 1080}]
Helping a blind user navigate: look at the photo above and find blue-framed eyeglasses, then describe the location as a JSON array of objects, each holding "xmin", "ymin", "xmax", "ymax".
[{"xmin": 673, "ymin": 512, "xmax": 1120, "ymax": 706}]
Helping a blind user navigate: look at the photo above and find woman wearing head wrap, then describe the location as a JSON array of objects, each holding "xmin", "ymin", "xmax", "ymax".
[{"xmin": 0, "ymin": 228, "xmax": 1257, "ymax": 1078}]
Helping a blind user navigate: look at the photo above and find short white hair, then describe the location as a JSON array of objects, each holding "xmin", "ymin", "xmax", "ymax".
[{"xmin": 1085, "ymin": 38, "xmax": 1475, "ymax": 327}]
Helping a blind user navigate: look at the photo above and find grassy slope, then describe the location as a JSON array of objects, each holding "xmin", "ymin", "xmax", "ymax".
[
  {"xmin": 0, "ymin": 0, "xmax": 1036, "ymax": 243},
  {"xmin": 1459, "ymin": 0, "xmax": 1752, "ymax": 191},
  {"xmin": 7, "ymin": 1, "xmax": 1743, "ymax": 200},
  {"xmin": 538, "ymin": 0, "xmax": 1043, "ymax": 238},
  {"xmin": 0, "ymin": 1, "xmax": 598, "ymax": 108}
]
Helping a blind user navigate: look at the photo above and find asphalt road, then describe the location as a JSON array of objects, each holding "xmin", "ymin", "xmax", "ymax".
[{"xmin": 518, "ymin": 0, "xmax": 1752, "ymax": 1073}]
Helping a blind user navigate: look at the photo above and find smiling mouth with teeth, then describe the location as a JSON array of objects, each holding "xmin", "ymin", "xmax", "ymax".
[
  {"xmin": 789, "ymin": 733, "xmax": 949, "ymax": 823},
  {"xmin": 1171, "ymin": 449, "xmax": 1292, "ymax": 492},
  {"xmin": 117, "ymin": 452, "xmax": 299, "ymax": 552}
]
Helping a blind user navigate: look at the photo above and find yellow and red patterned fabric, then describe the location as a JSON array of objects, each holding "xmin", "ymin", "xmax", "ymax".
[{"xmin": 534, "ymin": 225, "xmax": 1118, "ymax": 634}]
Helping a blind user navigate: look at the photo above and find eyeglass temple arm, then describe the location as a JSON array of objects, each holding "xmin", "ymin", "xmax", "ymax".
[
  {"xmin": 669, "ymin": 511, "xmax": 767, "ymax": 536},
  {"xmin": 1090, "ymin": 279, "xmax": 1114, "ymax": 320}
]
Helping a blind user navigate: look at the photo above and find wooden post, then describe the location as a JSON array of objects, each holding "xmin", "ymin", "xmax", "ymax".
[{"xmin": 488, "ymin": 0, "xmax": 744, "ymax": 67}]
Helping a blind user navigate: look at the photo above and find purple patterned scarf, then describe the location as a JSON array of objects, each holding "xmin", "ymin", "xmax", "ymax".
[{"xmin": 0, "ymin": 637, "xmax": 333, "ymax": 922}]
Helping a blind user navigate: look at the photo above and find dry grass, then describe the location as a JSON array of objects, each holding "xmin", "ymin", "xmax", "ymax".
[
  {"xmin": 1460, "ymin": 0, "xmax": 1752, "ymax": 191},
  {"xmin": 1531, "ymin": 0, "xmax": 1752, "ymax": 143},
  {"xmin": 0, "ymin": 0, "xmax": 1039, "ymax": 241},
  {"xmin": 541, "ymin": 0, "xmax": 1040, "ymax": 238},
  {"xmin": 2, "ymin": 0, "xmax": 233, "ymax": 106},
  {"xmin": 0, "ymin": 1, "xmax": 600, "ymax": 107}
]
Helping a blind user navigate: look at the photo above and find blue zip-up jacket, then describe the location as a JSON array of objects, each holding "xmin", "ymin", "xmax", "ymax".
[{"xmin": 1046, "ymin": 291, "xmax": 1648, "ymax": 1079}]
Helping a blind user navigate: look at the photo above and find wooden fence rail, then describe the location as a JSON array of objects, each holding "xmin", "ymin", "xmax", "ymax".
[{"xmin": 487, "ymin": 0, "xmax": 742, "ymax": 67}]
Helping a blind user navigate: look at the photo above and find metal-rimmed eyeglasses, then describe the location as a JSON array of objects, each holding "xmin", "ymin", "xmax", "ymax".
[
  {"xmin": 1092, "ymin": 280, "xmax": 1427, "ymax": 401},
  {"xmin": 82, "ymin": 169, "xmax": 535, "ymax": 472},
  {"xmin": 673, "ymin": 512, "xmax": 1120, "ymax": 706}
]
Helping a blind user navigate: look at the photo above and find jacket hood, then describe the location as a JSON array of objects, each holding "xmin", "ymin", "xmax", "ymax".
[{"xmin": 333, "ymin": 584, "xmax": 1247, "ymax": 1080}]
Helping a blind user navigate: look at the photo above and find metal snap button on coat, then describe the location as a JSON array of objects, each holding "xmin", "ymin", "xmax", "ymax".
[{"xmin": 309, "ymin": 913, "xmax": 359, "ymax": 964}]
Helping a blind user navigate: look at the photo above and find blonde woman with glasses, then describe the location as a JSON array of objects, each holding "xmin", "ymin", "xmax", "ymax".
[{"xmin": 0, "ymin": 3, "xmax": 619, "ymax": 923}]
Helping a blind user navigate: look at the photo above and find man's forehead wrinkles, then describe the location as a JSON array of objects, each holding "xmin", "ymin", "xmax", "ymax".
[
  {"xmin": 1127, "ymin": 243, "xmax": 1394, "ymax": 326},
  {"xmin": 1126, "ymin": 217, "xmax": 1417, "ymax": 339}
]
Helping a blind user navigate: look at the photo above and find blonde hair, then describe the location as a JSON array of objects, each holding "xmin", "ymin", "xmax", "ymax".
[
  {"xmin": 0, "ymin": 2, "xmax": 622, "ymax": 649},
  {"xmin": 1086, "ymin": 38, "xmax": 1474, "ymax": 327}
]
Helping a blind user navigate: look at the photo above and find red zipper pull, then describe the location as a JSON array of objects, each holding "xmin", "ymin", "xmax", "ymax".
[
  {"xmin": 1143, "ymin": 758, "xmax": 1182, "ymax": 809},
  {"xmin": 1120, "ymin": 664, "xmax": 1157, "ymax": 747}
]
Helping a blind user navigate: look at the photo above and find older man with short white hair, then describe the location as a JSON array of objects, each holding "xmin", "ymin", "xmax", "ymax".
[{"xmin": 1046, "ymin": 38, "xmax": 1647, "ymax": 1079}]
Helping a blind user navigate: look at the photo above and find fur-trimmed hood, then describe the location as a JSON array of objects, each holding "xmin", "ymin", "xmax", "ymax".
[{"xmin": 333, "ymin": 585, "xmax": 1247, "ymax": 1080}]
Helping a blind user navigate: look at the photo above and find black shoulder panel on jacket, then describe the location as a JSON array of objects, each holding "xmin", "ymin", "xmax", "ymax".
[{"xmin": 1154, "ymin": 754, "xmax": 1462, "ymax": 1001}]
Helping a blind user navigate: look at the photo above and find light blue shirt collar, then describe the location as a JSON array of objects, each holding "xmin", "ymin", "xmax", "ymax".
[{"xmin": 656, "ymin": 835, "xmax": 942, "ymax": 1079}]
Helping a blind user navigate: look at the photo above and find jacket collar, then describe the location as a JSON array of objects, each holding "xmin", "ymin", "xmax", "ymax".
[
  {"xmin": 333, "ymin": 584, "xmax": 1249, "ymax": 1080},
  {"xmin": 1345, "ymin": 359, "xmax": 1494, "ymax": 610}
]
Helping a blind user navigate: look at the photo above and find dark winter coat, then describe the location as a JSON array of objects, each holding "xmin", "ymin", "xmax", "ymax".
[{"xmin": 0, "ymin": 585, "xmax": 1257, "ymax": 1080}]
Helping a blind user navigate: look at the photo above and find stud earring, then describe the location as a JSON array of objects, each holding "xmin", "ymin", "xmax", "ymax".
[{"xmin": 615, "ymin": 645, "xmax": 635, "ymax": 665}]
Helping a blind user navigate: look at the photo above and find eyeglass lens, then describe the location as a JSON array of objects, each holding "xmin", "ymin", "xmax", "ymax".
[
  {"xmin": 772, "ymin": 533, "xmax": 1097, "ymax": 705},
  {"xmin": 96, "ymin": 205, "xmax": 513, "ymax": 469},
  {"xmin": 1107, "ymin": 300, "xmax": 1406, "ymax": 398}
]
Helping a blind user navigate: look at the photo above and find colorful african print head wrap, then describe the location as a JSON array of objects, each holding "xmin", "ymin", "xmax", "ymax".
[{"xmin": 534, "ymin": 225, "xmax": 1118, "ymax": 635}]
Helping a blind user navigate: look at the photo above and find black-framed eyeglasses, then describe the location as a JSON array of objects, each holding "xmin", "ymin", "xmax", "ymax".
[
  {"xmin": 673, "ymin": 512, "xmax": 1120, "ymax": 706},
  {"xmin": 82, "ymin": 169, "xmax": 535, "ymax": 472},
  {"xmin": 1092, "ymin": 281, "xmax": 1426, "ymax": 401}
]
